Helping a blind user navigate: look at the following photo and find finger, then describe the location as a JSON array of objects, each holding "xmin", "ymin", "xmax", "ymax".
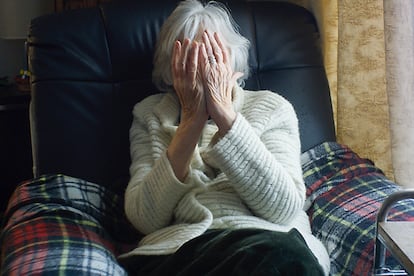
[
  {"xmin": 172, "ymin": 40, "xmax": 182, "ymax": 76},
  {"xmin": 231, "ymin": 71, "xmax": 244, "ymax": 84},
  {"xmin": 202, "ymin": 31, "xmax": 214, "ymax": 59},
  {"xmin": 203, "ymin": 31, "xmax": 219, "ymax": 66},
  {"xmin": 214, "ymin": 32, "xmax": 228, "ymax": 65},
  {"xmin": 181, "ymin": 38, "xmax": 191, "ymax": 69},
  {"xmin": 207, "ymin": 31, "xmax": 223, "ymax": 64},
  {"xmin": 199, "ymin": 43, "xmax": 209, "ymax": 70},
  {"xmin": 188, "ymin": 41, "xmax": 199, "ymax": 84}
]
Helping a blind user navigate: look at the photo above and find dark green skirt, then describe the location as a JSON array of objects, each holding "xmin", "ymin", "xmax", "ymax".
[{"xmin": 119, "ymin": 228, "xmax": 324, "ymax": 276}]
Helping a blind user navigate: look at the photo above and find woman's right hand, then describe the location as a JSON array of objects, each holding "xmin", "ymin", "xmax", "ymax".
[
  {"xmin": 172, "ymin": 38, "xmax": 208, "ymax": 123},
  {"xmin": 168, "ymin": 38, "xmax": 208, "ymax": 181}
]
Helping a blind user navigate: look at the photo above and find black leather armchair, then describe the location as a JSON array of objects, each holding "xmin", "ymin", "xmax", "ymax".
[
  {"xmin": 2, "ymin": 1, "xmax": 412, "ymax": 275},
  {"xmin": 28, "ymin": 0, "xmax": 335, "ymax": 188}
]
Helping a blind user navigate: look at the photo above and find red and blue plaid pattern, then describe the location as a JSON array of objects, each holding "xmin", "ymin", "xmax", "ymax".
[
  {"xmin": 0, "ymin": 175, "xmax": 138, "ymax": 276},
  {"xmin": 1, "ymin": 143, "xmax": 414, "ymax": 275},
  {"xmin": 302, "ymin": 142, "xmax": 414, "ymax": 276}
]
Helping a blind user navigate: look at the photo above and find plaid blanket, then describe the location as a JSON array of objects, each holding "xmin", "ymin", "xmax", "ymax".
[
  {"xmin": 302, "ymin": 142, "xmax": 414, "ymax": 275},
  {"xmin": 1, "ymin": 142, "xmax": 414, "ymax": 275},
  {"xmin": 0, "ymin": 175, "xmax": 139, "ymax": 276}
]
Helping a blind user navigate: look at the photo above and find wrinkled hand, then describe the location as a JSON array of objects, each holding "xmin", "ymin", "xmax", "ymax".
[
  {"xmin": 199, "ymin": 31, "xmax": 243, "ymax": 134},
  {"xmin": 172, "ymin": 38, "xmax": 208, "ymax": 123}
]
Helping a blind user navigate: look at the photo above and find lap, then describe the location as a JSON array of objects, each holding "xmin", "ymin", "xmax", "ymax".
[{"xmin": 120, "ymin": 228, "xmax": 324, "ymax": 276}]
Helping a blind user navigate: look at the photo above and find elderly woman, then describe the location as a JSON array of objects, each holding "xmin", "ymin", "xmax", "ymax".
[{"xmin": 119, "ymin": 0, "xmax": 330, "ymax": 275}]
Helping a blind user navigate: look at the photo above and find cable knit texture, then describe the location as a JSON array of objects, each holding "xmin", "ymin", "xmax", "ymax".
[{"xmin": 121, "ymin": 86, "xmax": 330, "ymax": 274}]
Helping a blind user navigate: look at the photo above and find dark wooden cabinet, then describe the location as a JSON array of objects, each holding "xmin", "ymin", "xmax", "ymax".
[{"xmin": 0, "ymin": 86, "xmax": 32, "ymax": 213}]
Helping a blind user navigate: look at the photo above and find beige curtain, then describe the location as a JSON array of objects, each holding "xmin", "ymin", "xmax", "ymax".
[
  {"xmin": 336, "ymin": 0, "xmax": 393, "ymax": 179},
  {"xmin": 280, "ymin": 0, "xmax": 414, "ymax": 187},
  {"xmin": 287, "ymin": 0, "xmax": 397, "ymax": 181},
  {"xmin": 383, "ymin": 1, "xmax": 414, "ymax": 188}
]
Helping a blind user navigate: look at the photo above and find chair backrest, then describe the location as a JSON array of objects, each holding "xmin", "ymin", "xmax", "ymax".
[{"xmin": 28, "ymin": 0, "xmax": 335, "ymax": 190}]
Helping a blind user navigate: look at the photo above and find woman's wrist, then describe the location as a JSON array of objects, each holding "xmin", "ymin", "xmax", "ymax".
[
  {"xmin": 180, "ymin": 111, "xmax": 208, "ymax": 127},
  {"xmin": 168, "ymin": 116, "xmax": 206, "ymax": 181},
  {"xmin": 214, "ymin": 109, "xmax": 237, "ymax": 137}
]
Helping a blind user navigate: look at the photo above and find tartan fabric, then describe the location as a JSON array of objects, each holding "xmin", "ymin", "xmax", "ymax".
[
  {"xmin": 0, "ymin": 174, "xmax": 138, "ymax": 276},
  {"xmin": 2, "ymin": 143, "xmax": 414, "ymax": 275},
  {"xmin": 302, "ymin": 142, "xmax": 414, "ymax": 276}
]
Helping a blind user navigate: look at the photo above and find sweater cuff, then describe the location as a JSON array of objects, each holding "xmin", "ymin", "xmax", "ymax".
[{"xmin": 205, "ymin": 113, "xmax": 255, "ymax": 168}]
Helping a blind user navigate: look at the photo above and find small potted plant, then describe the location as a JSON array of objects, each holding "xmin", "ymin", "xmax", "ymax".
[{"xmin": 15, "ymin": 69, "xmax": 31, "ymax": 93}]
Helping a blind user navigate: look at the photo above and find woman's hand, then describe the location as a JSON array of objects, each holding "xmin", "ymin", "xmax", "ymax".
[
  {"xmin": 172, "ymin": 38, "xmax": 208, "ymax": 124},
  {"xmin": 199, "ymin": 31, "xmax": 243, "ymax": 136},
  {"xmin": 168, "ymin": 38, "xmax": 208, "ymax": 181}
]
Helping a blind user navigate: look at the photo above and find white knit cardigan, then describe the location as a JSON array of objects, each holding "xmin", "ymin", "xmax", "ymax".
[{"xmin": 120, "ymin": 86, "xmax": 330, "ymax": 274}]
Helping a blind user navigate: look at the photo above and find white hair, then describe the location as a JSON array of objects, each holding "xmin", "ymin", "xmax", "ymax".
[{"xmin": 152, "ymin": 0, "xmax": 250, "ymax": 92}]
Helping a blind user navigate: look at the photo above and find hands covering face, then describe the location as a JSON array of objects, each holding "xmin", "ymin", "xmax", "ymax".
[{"xmin": 172, "ymin": 31, "xmax": 243, "ymax": 126}]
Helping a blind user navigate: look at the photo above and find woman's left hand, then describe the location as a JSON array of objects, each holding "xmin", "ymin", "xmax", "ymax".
[{"xmin": 199, "ymin": 31, "xmax": 243, "ymax": 136}]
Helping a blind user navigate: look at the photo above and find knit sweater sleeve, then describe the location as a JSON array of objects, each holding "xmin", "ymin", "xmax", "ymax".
[
  {"xmin": 203, "ymin": 91, "xmax": 305, "ymax": 224},
  {"xmin": 125, "ymin": 95, "xmax": 194, "ymax": 235}
]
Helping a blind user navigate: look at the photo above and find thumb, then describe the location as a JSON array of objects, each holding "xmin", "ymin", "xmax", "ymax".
[{"xmin": 231, "ymin": 71, "xmax": 244, "ymax": 85}]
